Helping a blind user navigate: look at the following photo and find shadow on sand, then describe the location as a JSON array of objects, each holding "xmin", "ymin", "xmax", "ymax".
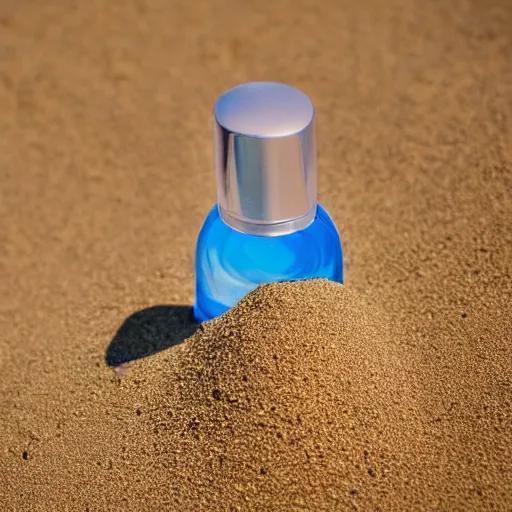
[{"xmin": 105, "ymin": 305, "xmax": 199, "ymax": 367}]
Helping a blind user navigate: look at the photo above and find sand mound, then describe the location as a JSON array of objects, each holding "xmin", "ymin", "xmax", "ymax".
[{"xmin": 127, "ymin": 280, "xmax": 421, "ymax": 510}]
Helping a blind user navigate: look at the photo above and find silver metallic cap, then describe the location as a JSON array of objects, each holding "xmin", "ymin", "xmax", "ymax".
[{"xmin": 213, "ymin": 82, "xmax": 317, "ymax": 236}]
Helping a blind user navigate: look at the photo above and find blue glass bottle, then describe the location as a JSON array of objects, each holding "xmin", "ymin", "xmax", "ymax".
[
  {"xmin": 194, "ymin": 203, "xmax": 343, "ymax": 322},
  {"xmin": 194, "ymin": 82, "xmax": 343, "ymax": 322}
]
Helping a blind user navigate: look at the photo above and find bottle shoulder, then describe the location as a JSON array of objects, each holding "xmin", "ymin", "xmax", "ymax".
[{"xmin": 198, "ymin": 203, "xmax": 339, "ymax": 243}]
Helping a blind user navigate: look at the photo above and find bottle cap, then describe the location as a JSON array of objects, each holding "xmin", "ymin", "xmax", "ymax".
[{"xmin": 213, "ymin": 82, "xmax": 317, "ymax": 236}]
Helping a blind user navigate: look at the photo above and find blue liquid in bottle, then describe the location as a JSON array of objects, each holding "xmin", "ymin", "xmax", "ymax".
[{"xmin": 194, "ymin": 204, "xmax": 343, "ymax": 322}]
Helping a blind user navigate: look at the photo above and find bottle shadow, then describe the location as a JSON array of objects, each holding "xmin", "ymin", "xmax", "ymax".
[{"xmin": 105, "ymin": 305, "xmax": 199, "ymax": 367}]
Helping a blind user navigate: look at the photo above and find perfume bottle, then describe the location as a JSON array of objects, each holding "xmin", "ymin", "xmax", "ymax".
[{"xmin": 194, "ymin": 82, "xmax": 343, "ymax": 322}]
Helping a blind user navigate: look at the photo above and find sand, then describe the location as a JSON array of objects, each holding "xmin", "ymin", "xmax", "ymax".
[
  {"xmin": 127, "ymin": 280, "xmax": 422, "ymax": 510},
  {"xmin": 1, "ymin": 0, "xmax": 511, "ymax": 510}
]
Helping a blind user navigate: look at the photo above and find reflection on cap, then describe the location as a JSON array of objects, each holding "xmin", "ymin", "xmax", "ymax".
[{"xmin": 213, "ymin": 82, "xmax": 317, "ymax": 236}]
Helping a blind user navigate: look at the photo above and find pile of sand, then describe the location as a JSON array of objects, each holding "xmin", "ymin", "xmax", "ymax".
[{"xmin": 122, "ymin": 280, "xmax": 424, "ymax": 510}]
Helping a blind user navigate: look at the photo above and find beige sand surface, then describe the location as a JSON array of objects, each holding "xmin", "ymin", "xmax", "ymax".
[{"xmin": 1, "ymin": 0, "xmax": 511, "ymax": 510}]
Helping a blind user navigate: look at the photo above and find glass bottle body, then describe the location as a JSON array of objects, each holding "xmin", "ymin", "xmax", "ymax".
[{"xmin": 194, "ymin": 204, "xmax": 343, "ymax": 322}]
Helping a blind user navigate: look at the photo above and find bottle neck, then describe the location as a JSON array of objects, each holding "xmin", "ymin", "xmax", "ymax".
[{"xmin": 218, "ymin": 203, "xmax": 317, "ymax": 237}]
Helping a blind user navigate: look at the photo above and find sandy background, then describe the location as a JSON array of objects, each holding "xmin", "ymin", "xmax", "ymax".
[{"xmin": 1, "ymin": 0, "xmax": 511, "ymax": 510}]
